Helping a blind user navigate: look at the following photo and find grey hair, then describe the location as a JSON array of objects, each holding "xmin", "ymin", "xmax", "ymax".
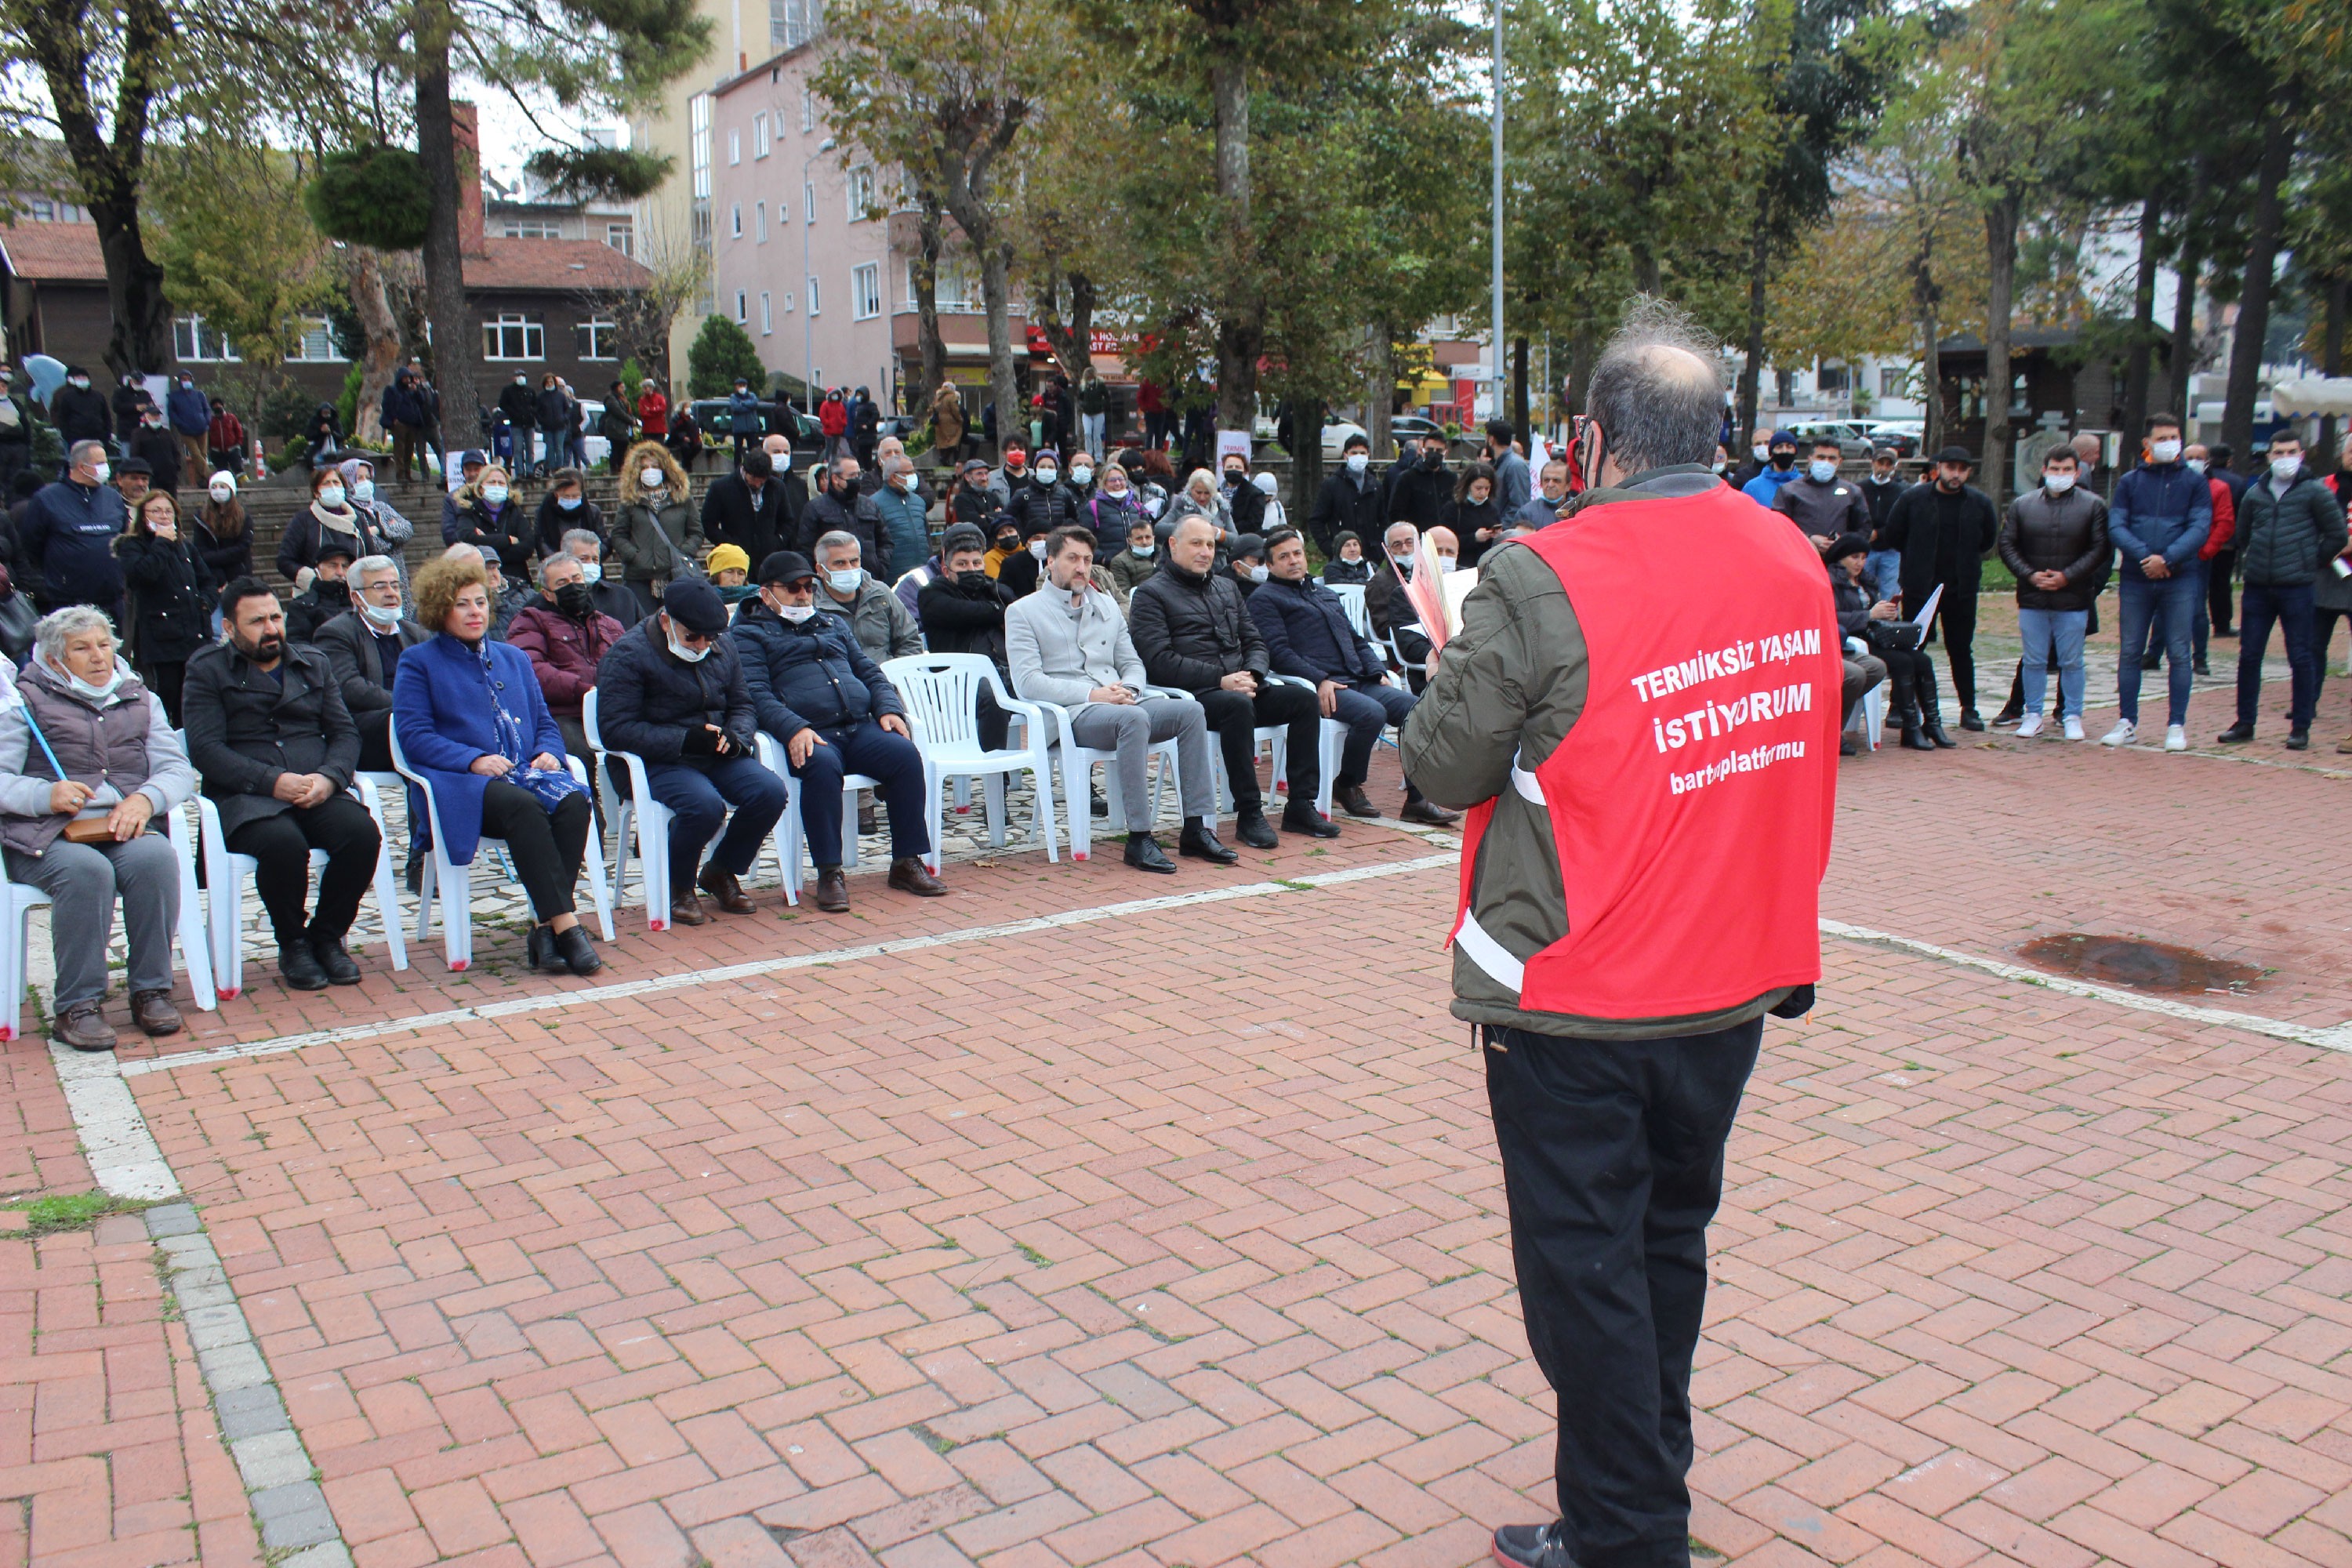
[
  {"xmin": 352, "ymin": 554, "xmax": 399, "ymax": 585},
  {"xmin": 34, "ymin": 604, "xmax": 117, "ymax": 666},
  {"xmin": 69, "ymin": 439, "xmax": 107, "ymax": 469},
  {"xmin": 814, "ymin": 529, "xmax": 861, "ymax": 558},
  {"xmin": 442, "ymin": 543, "xmax": 485, "ymax": 564},
  {"xmin": 561, "ymin": 528, "xmax": 603, "ymax": 555},
  {"xmin": 880, "ymin": 452, "xmax": 913, "ymax": 477},
  {"xmin": 829, "ymin": 454, "xmax": 859, "ymax": 477},
  {"xmin": 1585, "ymin": 295, "xmax": 1727, "ymax": 475},
  {"xmin": 536, "ymin": 550, "xmax": 584, "ymax": 584}
]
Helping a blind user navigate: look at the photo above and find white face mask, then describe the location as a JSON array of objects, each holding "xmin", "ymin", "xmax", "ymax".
[
  {"xmin": 317, "ymin": 485, "xmax": 346, "ymax": 508},
  {"xmin": 1346, "ymin": 452, "xmax": 1368, "ymax": 474},
  {"xmin": 2043, "ymin": 471, "xmax": 2076, "ymax": 495},
  {"xmin": 361, "ymin": 597, "xmax": 403, "ymax": 627},
  {"xmin": 1436, "ymin": 556, "xmax": 1459, "ymax": 572},
  {"xmin": 209, "ymin": 485, "xmax": 234, "ymax": 504},
  {"xmin": 1131, "ymin": 539, "xmax": 1155, "ymax": 557},
  {"xmin": 68, "ymin": 376, "xmax": 89, "ymax": 390},
  {"xmin": 89, "ymin": 460, "xmax": 111, "ymax": 483},
  {"xmin": 2150, "ymin": 438, "xmax": 2183, "ymax": 464},
  {"xmin": 577, "ymin": 559, "xmax": 603, "ymax": 585},
  {"xmin": 2273, "ymin": 454, "xmax": 2303, "ymax": 481},
  {"xmin": 641, "ymin": 466, "xmax": 666, "ymax": 488},
  {"xmin": 1070, "ymin": 466, "xmax": 1093, "ymax": 486},
  {"xmin": 775, "ymin": 602, "xmax": 818, "ymax": 623},
  {"xmin": 483, "ymin": 485, "xmax": 509, "ymax": 506},
  {"xmin": 1243, "ymin": 563, "xmax": 1269, "ymax": 583},
  {"xmin": 55, "ymin": 657, "xmax": 125, "ymax": 703},
  {"xmin": 352, "ymin": 478, "xmax": 376, "ymax": 503},
  {"xmin": 1029, "ymin": 539, "xmax": 1047, "ymax": 560},
  {"xmin": 1808, "ymin": 460, "xmax": 1838, "ymax": 484},
  {"xmin": 1036, "ymin": 466, "xmax": 1058, "ymax": 485},
  {"xmin": 2185, "ymin": 458, "xmax": 2207, "ymax": 474},
  {"xmin": 1390, "ymin": 553, "xmax": 1414, "ymax": 572},
  {"xmin": 1751, "ymin": 444, "xmax": 1769, "ymax": 463},
  {"xmin": 826, "ymin": 568, "xmax": 862, "ymax": 593},
  {"xmin": 665, "ymin": 623, "xmax": 711, "ymax": 662}
]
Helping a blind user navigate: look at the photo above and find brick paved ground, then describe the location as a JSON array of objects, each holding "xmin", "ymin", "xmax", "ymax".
[{"xmin": 5, "ymin": 677, "xmax": 2350, "ymax": 1568}]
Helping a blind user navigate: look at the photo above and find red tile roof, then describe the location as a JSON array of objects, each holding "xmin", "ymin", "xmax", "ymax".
[
  {"xmin": 463, "ymin": 236, "xmax": 652, "ymax": 292},
  {"xmin": 0, "ymin": 220, "xmax": 106, "ymax": 282}
]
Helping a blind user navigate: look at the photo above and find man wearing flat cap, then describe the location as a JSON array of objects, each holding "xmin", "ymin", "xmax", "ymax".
[
  {"xmin": 732, "ymin": 550, "xmax": 944, "ymax": 912},
  {"xmin": 592, "ymin": 577, "xmax": 787, "ymax": 925}
]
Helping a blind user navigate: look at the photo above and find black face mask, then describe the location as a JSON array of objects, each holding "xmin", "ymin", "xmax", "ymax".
[
  {"xmin": 993, "ymin": 535, "xmax": 1019, "ymax": 554},
  {"xmin": 1421, "ymin": 448, "xmax": 1444, "ymax": 470},
  {"xmin": 956, "ymin": 571, "xmax": 993, "ymax": 593},
  {"xmin": 555, "ymin": 582, "xmax": 593, "ymax": 619},
  {"xmin": 314, "ymin": 579, "xmax": 350, "ymax": 603},
  {"xmin": 1769, "ymin": 450, "xmax": 1795, "ymax": 470}
]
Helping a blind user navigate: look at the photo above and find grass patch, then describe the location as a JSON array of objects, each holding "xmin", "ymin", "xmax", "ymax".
[{"xmin": 5, "ymin": 1191, "xmax": 157, "ymax": 1236}]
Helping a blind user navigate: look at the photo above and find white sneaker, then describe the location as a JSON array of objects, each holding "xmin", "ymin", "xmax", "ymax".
[
  {"xmin": 2014, "ymin": 713, "xmax": 2043, "ymax": 739},
  {"xmin": 2063, "ymin": 716, "xmax": 2084, "ymax": 741},
  {"xmin": 2101, "ymin": 720, "xmax": 2136, "ymax": 747},
  {"xmin": 2165, "ymin": 724, "xmax": 2188, "ymax": 751}
]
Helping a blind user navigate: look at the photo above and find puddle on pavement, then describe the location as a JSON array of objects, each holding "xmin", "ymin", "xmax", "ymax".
[{"xmin": 2016, "ymin": 933, "xmax": 2263, "ymax": 994}]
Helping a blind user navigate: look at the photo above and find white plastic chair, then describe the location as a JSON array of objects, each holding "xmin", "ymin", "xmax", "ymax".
[
  {"xmin": 1845, "ymin": 636, "xmax": 1885, "ymax": 750},
  {"xmin": 1330, "ymin": 583, "xmax": 1373, "ymax": 641},
  {"xmin": 0, "ymin": 800, "xmax": 218, "ymax": 1042},
  {"xmin": 1145, "ymin": 683, "xmax": 1289, "ymax": 817},
  {"xmin": 583, "ymin": 688, "xmax": 678, "ymax": 931},
  {"xmin": 388, "ymin": 717, "xmax": 615, "ymax": 969},
  {"xmin": 751, "ymin": 731, "xmax": 877, "ymax": 904},
  {"xmin": 880, "ymin": 653, "xmax": 1057, "ymax": 870},
  {"xmin": 197, "ymin": 774, "xmax": 407, "ymax": 1000},
  {"xmin": 1029, "ymin": 699, "xmax": 1182, "ymax": 862}
]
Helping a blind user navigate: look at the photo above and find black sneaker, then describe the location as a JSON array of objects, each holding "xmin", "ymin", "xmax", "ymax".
[
  {"xmin": 278, "ymin": 942, "xmax": 330, "ymax": 992},
  {"xmin": 2285, "ymin": 729, "xmax": 2310, "ymax": 751},
  {"xmin": 2216, "ymin": 722, "xmax": 2254, "ymax": 744},
  {"xmin": 310, "ymin": 936, "xmax": 361, "ymax": 985},
  {"xmin": 1281, "ymin": 804, "xmax": 1341, "ymax": 839},
  {"xmin": 1234, "ymin": 809, "xmax": 1279, "ymax": 850},
  {"xmin": 1492, "ymin": 1522, "xmax": 1579, "ymax": 1567}
]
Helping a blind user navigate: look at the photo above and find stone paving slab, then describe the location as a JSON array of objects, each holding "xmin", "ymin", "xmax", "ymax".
[{"xmin": 7, "ymin": 687, "xmax": 2352, "ymax": 1567}]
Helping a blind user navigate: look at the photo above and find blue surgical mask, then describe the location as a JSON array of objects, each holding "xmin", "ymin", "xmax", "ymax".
[
  {"xmin": 316, "ymin": 485, "xmax": 346, "ymax": 508},
  {"xmin": 351, "ymin": 478, "xmax": 376, "ymax": 503},
  {"xmin": 1808, "ymin": 460, "xmax": 1838, "ymax": 484},
  {"xmin": 483, "ymin": 485, "xmax": 509, "ymax": 506},
  {"xmin": 557, "ymin": 494, "xmax": 582, "ymax": 510},
  {"xmin": 579, "ymin": 560, "xmax": 603, "ymax": 586},
  {"xmin": 1132, "ymin": 540, "xmax": 1156, "ymax": 557},
  {"xmin": 827, "ymin": 568, "xmax": 862, "ymax": 593}
]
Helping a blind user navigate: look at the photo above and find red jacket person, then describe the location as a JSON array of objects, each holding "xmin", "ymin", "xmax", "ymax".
[{"xmin": 1402, "ymin": 298, "xmax": 1842, "ymax": 1568}]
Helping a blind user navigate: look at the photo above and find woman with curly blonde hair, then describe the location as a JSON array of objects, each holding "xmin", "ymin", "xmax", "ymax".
[{"xmin": 610, "ymin": 439, "xmax": 703, "ymax": 619}]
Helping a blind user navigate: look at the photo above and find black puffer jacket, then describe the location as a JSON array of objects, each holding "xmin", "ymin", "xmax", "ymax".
[
  {"xmin": 1126, "ymin": 559, "xmax": 1269, "ymax": 693},
  {"xmin": 2235, "ymin": 474, "xmax": 2349, "ymax": 587},
  {"xmin": 797, "ymin": 487, "xmax": 891, "ymax": 579},
  {"xmin": 916, "ymin": 569, "xmax": 1013, "ymax": 674},
  {"xmin": 731, "ymin": 595, "xmax": 906, "ymax": 735},
  {"xmin": 591, "ymin": 615, "xmax": 757, "ymax": 761},
  {"xmin": 1005, "ymin": 477, "xmax": 1083, "ymax": 540},
  {"xmin": 1996, "ymin": 488, "xmax": 2110, "ymax": 612},
  {"xmin": 47, "ymin": 383, "xmax": 112, "ymax": 447},
  {"xmin": 115, "ymin": 531, "xmax": 218, "ymax": 662}
]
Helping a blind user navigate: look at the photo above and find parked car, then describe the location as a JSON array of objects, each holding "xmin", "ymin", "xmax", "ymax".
[
  {"xmin": 1860, "ymin": 420, "xmax": 1923, "ymax": 458},
  {"xmin": 687, "ymin": 397, "xmax": 826, "ymax": 459},
  {"xmin": 1387, "ymin": 415, "xmax": 1450, "ymax": 457},
  {"xmin": 1787, "ymin": 419, "xmax": 1875, "ymax": 459}
]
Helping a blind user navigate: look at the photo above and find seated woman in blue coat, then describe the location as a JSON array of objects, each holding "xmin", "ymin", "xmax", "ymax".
[{"xmin": 392, "ymin": 554, "xmax": 601, "ymax": 977}]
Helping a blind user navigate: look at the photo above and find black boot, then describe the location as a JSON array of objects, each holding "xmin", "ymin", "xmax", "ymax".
[
  {"xmin": 1233, "ymin": 808, "xmax": 1279, "ymax": 850},
  {"xmin": 1900, "ymin": 723, "xmax": 1936, "ymax": 751}
]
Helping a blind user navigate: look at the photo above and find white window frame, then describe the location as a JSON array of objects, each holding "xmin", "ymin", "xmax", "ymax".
[
  {"xmin": 805, "ymin": 275, "xmax": 819, "ymax": 316},
  {"xmin": 735, "ymin": 291, "xmax": 748, "ymax": 324},
  {"xmin": 755, "ymin": 201, "xmax": 768, "ymax": 243},
  {"xmin": 845, "ymin": 165, "xmax": 875, "ymax": 220},
  {"xmin": 728, "ymin": 128, "xmax": 741, "ymax": 165},
  {"xmin": 760, "ymin": 292, "xmax": 773, "ymax": 335},
  {"xmin": 285, "ymin": 317, "xmax": 344, "ymax": 363},
  {"xmin": 604, "ymin": 221, "xmax": 634, "ymax": 256},
  {"xmin": 851, "ymin": 263, "xmax": 880, "ymax": 321},
  {"xmin": 576, "ymin": 318, "xmax": 619, "ymax": 361},
  {"xmin": 753, "ymin": 112, "xmax": 771, "ymax": 159},
  {"xmin": 800, "ymin": 85, "xmax": 814, "ymax": 133},
  {"xmin": 689, "ymin": 94, "xmax": 713, "ymax": 201},
  {"xmin": 804, "ymin": 182, "xmax": 815, "ymax": 223},
  {"xmin": 172, "ymin": 313, "xmax": 240, "ymax": 363},
  {"xmin": 480, "ymin": 312, "xmax": 543, "ymax": 362},
  {"xmin": 729, "ymin": 202, "xmax": 742, "ymax": 238}
]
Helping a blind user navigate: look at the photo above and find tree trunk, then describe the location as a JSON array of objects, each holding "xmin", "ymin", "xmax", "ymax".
[
  {"xmin": 1365, "ymin": 321, "xmax": 1392, "ymax": 461},
  {"xmin": 1511, "ymin": 336, "xmax": 1529, "ymax": 448},
  {"xmin": 1209, "ymin": 50, "xmax": 1260, "ymax": 435},
  {"xmin": 909, "ymin": 196, "xmax": 948, "ymax": 412},
  {"xmin": 415, "ymin": 30, "xmax": 485, "ymax": 459},
  {"xmin": 2119, "ymin": 194, "xmax": 2159, "ymax": 446},
  {"xmin": 978, "ymin": 240, "xmax": 1018, "ymax": 459},
  {"xmin": 345, "ymin": 248, "xmax": 402, "ymax": 445},
  {"xmin": 1738, "ymin": 219, "xmax": 1769, "ymax": 449},
  {"xmin": 1568, "ymin": 316, "xmax": 1596, "ymax": 425},
  {"xmin": 2223, "ymin": 97, "xmax": 2297, "ymax": 457},
  {"xmin": 2319, "ymin": 276, "xmax": 2347, "ymax": 466},
  {"xmin": 1982, "ymin": 192, "xmax": 2018, "ymax": 503},
  {"xmin": 1292, "ymin": 395, "xmax": 1324, "ymax": 534},
  {"xmin": 2166, "ymin": 166, "xmax": 2206, "ymax": 425},
  {"xmin": 1918, "ymin": 303, "xmax": 1942, "ymax": 458}
]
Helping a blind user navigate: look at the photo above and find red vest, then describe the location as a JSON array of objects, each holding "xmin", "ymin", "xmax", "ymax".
[{"xmin": 1450, "ymin": 485, "xmax": 1842, "ymax": 1020}]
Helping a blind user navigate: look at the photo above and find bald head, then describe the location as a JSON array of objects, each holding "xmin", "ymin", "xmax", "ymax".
[
  {"xmin": 2071, "ymin": 432, "xmax": 2100, "ymax": 466},
  {"xmin": 1584, "ymin": 296, "xmax": 1727, "ymax": 479}
]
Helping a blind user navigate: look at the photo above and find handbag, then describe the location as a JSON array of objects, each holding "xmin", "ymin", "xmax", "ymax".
[
  {"xmin": 1863, "ymin": 619, "xmax": 1924, "ymax": 652},
  {"xmin": 646, "ymin": 502, "xmax": 706, "ymax": 601}
]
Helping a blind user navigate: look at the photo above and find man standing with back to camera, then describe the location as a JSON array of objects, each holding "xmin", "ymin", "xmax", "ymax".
[{"xmin": 1403, "ymin": 299, "xmax": 1843, "ymax": 1568}]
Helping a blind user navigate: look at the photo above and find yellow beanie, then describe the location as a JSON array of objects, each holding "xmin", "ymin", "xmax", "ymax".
[{"xmin": 705, "ymin": 543, "xmax": 750, "ymax": 575}]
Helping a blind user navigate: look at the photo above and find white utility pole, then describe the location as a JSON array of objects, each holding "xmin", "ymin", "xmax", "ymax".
[{"xmin": 1491, "ymin": 0, "xmax": 1506, "ymax": 431}]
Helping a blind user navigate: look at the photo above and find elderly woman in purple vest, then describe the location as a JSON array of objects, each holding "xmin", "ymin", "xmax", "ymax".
[{"xmin": 0, "ymin": 605, "xmax": 198, "ymax": 1052}]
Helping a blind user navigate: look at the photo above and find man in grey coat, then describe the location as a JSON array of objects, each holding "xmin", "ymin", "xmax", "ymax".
[{"xmin": 1004, "ymin": 524, "xmax": 1235, "ymax": 874}]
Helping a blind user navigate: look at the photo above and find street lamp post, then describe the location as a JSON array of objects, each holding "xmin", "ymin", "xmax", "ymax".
[
  {"xmin": 1491, "ymin": 0, "xmax": 1505, "ymax": 433},
  {"xmin": 803, "ymin": 135, "xmax": 835, "ymax": 411}
]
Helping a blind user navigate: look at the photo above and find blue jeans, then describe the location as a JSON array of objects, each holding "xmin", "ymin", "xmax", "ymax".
[
  {"xmin": 1865, "ymin": 549, "xmax": 1901, "ymax": 604},
  {"xmin": 2117, "ymin": 572, "xmax": 2200, "ymax": 725},
  {"xmin": 1331, "ymin": 680, "xmax": 1418, "ymax": 789},
  {"xmin": 2234, "ymin": 582, "xmax": 2318, "ymax": 730},
  {"xmin": 645, "ymin": 752, "xmax": 789, "ymax": 882},
  {"xmin": 787, "ymin": 720, "xmax": 931, "ymax": 865},
  {"xmin": 2015, "ymin": 608, "xmax": 2087, "ymax": 718}
]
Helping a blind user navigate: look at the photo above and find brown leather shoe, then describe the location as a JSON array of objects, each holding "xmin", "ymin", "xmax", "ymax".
[
  {"xmin": 696, "ymin": 863, "xmax": 755, "ymax": 914},
  {"xmin": 813, "ymin": 867, "xmax": 850, "ymax": 913},
  {"xmin": 1401, "ymin": 797, "xmax": 1461, "ymax": 826},
  {"xmin": 130, "ymin": 989, "xmax": 183, "ymax": 1037},
  {"xmin": 1336, "ymin": 785, "xmax": 1383, "ymax": 818},
  {"xmin": 53, "ymin": 999, "xmax": 116, "ymax": 1052},
  {"xmin": 887, "ymin": 857, "xmax": 946, "ymax": 897},
  {"xmin": 667, "ymin": 885, "xmax": 710, "ymax": 926}
]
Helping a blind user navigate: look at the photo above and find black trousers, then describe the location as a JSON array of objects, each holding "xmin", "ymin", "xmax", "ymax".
[
  {"xmin": 1878, "ymin": 645, "xmax": 1936, "ymax": 721},
  {"xmin": 1486, "ymin": 1018, "xmax": 1763, "ymax": 1568},
  {"xmin": 1194, "ymin": 681, "xmax": 1320, "ymax": 814},
  {"xmin": 2314, "ymin": 606, "xmax": 2347, "ymax": 717},
  {"xmin": 355, "ymin": 709, "xmax": 394, "ymax": 773},
  {"xmin": 480, "ymin": 781, "xmax": 592, "ymax": 920},
  {"xmin": 224, "ymin": 792, "xmax": 381, "ymax": 947},
  {"xmin": 2208, "ymin": 546, "xmax": 2237, "ymax": 633},
  {"xmin": 139, "ymin": 659, "xmax": 186, "ymax": 729},
  {"xmin": 1935, "ymin": 590, "xmax": 1979, "ymax": 713}
]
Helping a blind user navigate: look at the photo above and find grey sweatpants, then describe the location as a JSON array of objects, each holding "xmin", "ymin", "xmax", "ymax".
[
  {"xmin": 1065, "ymin": 697, "xmax": 1215, "ymax": 829},
  {"xmin": 5, "ymin": 833, "xmax": 180, "ymax": 1010}
]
